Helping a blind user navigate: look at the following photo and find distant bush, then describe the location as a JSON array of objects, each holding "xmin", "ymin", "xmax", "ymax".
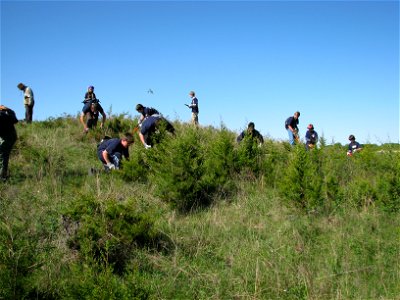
[{"xmin": 105, "ymin": 114, "xmax": 134, "ymax": 137}]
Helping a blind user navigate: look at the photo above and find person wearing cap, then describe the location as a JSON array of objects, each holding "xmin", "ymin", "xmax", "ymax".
[
  {"xmin": 185, "ymin": 91, "xmax": 199, "ymax": 126},
  {"xmin": 285, "ymin": 111, "xmax": 300, "ymax": 145},
  {"xmin": 80, "ymin": 101, "xmax": 106, "ymax": 133},
  {"xmin": 135, "ymin": 104, "xmax": 160, "ymax": 127},
  {"xmin": 347, "ymin": 135, "xmax": 362, "ymax": 156},
  {"xmin": 97, "ymin": 133, "xmax": 134, "ymax": 171},
  {"xmin": 305, "ymin": 124, "xmax": 318, "ymax": 150},
  {"xmin": 237, "ymin": 122, "xmax": 264, "ymax": 145},
  {"xmin": 17, "ymin": 83, "xmax": 35, "ymax": 123},
  {"xmin": 82, "ymin": 85, "xmax": 99, "ymax": 111}
]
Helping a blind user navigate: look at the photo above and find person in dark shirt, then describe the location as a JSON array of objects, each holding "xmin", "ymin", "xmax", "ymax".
[
  {"xmin": 285, "ymin": 111, "xmax": 300, "ymax": 145},
  {"xmin": 82, "ymin": 85, "xmax": 98, "ymax": 111},
  {"xmin": 185, "ymin": 91, "xmax": 199, "ymax": 126},
  {"xmin": 305, "ymin": 123, "xmax": 318, "ymax": 150},
  {"xmin": 97, "ymin": 133, "xmax": 134, "ymax": 170},
  {"xmin": 139, "ymin": 115, "xmax": 175, "ymax": 148},
  {"xmin": 237, "ymin": 122, "xmax": 264, "ymax": 145},
  {"xmin": 135, "ymin": 104, "xmax": 160, "ymax": 127},
  {"xmin": 347, "ymin": 134, "xmax": 362, "ymax": 156},
  {"xmin": 80, "ymin": 102, "xmax": 106, "ymax": 132},
  {"xmin": 0, "ymin": 105, "xmax": 18, "ymax": 181}
]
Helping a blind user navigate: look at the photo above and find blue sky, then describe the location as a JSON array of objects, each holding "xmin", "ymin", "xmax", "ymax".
[{"xmin": 1, "ymin": 1, "xmax": 399, "ymax": 144}]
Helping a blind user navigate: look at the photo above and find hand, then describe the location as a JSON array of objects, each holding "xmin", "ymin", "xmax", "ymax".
[
  {"xmin": 84, "ymin": 127, "xmax": 89, "ymax": 133},
  {"xmin": 106, "ymin": 162, "xmax": 116, "ymax": 170},
  {"xmin": 100, "ymin": 123, "xmax": 104, "ymax": 129},
  {"xmin": 144, "ymin": 143, "xmax": 152, "ymax": 149}
]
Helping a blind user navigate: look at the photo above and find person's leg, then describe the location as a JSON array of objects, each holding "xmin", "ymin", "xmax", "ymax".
[
  {"xmin": 0, "ymin": 137, "xmax": 13, "ymax": 179},
  {"xmin": 29, "ymin": 104, "xmax": 34, "ymax": 123},
  {"xmin": 287, "ymin": 129, "xmax": 295, "ymax": 145},
  {"xmin": 192, "ymin": 113, "xmax": 198, "ymax": 126},
  {"xmin": 110, "ymin": 152, "xmax": 122, "ymax": 169},
  {"xmin": 25, "ymin": 105, "xmax": 29, "ymax": 123}
]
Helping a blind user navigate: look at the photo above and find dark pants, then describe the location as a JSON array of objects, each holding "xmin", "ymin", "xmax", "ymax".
[
  {"xmin": 25, "ymin": 104, "xmax": 34, "ymax": 123},
  {"xmin": 0, "ymin": 132, "xmax": 17, "ymax": 179},
  {"xmin": 86, "ymin": 114, "xmax": 98, "ymax": 129}
]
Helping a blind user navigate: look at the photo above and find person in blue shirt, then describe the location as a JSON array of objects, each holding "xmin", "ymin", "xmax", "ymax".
[
  {"xmin": 97, "ymin": 133, "xmax": 134, "ymax": 170},
  {"xmin": 82, "ymin": 85, "xmax": 99, "ymax": 111},
  {"xmin": 237, "ymin": 122, "xmax": 264, "ymax": 145},
  {"xmin": 347, "ymin": 134, "xmax": 362, "ymax": 156},
  {"xmin": 139, "ymin": 115, "xmax": 175, "ymax": 149},
  {"xmin": 80, "ymin": 101, "xmax": 106, "ymax": 132},
  {"xmin": 185, "ymin": 91, "xmax": 199, "ymax": 126},
  {"xmin": 285, "ymin": 111, "xmax": 300, "ymax": 145},
  {"xmin": 305, "ymin": 123, "xmax": 318, "ymax": 150},
  {"xmin": 135, "ymin": 104, "xmax": 160, "ymax": 127}
]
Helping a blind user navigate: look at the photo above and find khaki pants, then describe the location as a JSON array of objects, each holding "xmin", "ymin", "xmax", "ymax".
[{"xmin": 191, "ymin": 113, "xmax": 199, "ymax": 126}]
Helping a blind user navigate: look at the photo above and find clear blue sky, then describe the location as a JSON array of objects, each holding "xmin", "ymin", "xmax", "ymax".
[{"xmin": 1, "ymin": 1, "xmax": 399, "ymax": 144}]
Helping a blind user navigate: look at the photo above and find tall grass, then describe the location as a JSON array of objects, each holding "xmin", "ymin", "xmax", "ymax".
[{"xmin": 0, "ymin": 116, "xmax": 399, "ymax": 299}]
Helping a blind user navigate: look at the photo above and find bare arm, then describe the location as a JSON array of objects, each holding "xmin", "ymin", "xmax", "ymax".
[
  {"xmin": 102, "ymin": 150, "xmax": 110, "ymax": 164},
  {"xmin": 100, "ymin": 111, "xmax": 106, "ymax": 128},
  {"xmin": 80, "ymin": 112, "xmax": 88, "ymax": 131}
]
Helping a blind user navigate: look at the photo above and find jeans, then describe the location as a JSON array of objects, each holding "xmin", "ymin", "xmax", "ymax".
[
  {"xmin": 287, "ymin": 129, "xmax": 296, "ymax": 145},
  {"xmin": 98, "ymin": 151, "xmax": 122, "ymax": 169}
]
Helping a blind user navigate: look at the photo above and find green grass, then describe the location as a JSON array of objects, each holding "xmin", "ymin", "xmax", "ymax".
[{"xmin": 0, "ymin": 116, "xmax": 399, "ymax": 299}]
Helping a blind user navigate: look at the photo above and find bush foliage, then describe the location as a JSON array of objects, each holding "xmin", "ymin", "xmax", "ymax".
[{"xmin": 0, "ymin": 116, "xmax": 399, "ymax": 299}]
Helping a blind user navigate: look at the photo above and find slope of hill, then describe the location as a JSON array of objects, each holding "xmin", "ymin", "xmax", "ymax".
[{"xmin": 1, "ymin": 116, "xmax": 399, "ymax": 299}]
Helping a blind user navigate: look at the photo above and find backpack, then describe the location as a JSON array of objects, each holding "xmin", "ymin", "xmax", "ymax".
[{"xmin": 0, "ymin": 105, "xmax": 18, "ymax": 125}]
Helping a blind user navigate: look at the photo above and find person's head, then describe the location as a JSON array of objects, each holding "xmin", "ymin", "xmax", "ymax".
[
  {"xmin": 294, "ymin": 111, "xmax": 300, "ymax": 119},
  {"xmin": 17, "ymin": 83, "xmax": 26, "ymax": 91},
  {"xmin": 348, "ymin": 134, "xmax": 356, "ymax": 141},
  {"xmin": 189, "ymin": 91, "xmax": 195, "ymax": 97},
  {"xmin": 88, "ymin": 85, "xmax": 94, "ymax": 93},
  {"xmin": 121, "ymin": 133, "xmax": 134, "ymax": 148},
  {"xmin": 247, "ymin": 122, "xmax": 255, "ymax": 133},
  {"xmin": 90, "ymin": 102, "xmax": 98, "ymax": 112},
  {"xmin": 307, "ymin": 124, "xmax": 314, "ymax": 130},
  {"xmin": 136, "ymin": 104, "xmax": 144, "ymax": 113}
]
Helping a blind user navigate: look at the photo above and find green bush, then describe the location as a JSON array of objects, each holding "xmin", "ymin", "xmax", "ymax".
[
  {"xmin": 280, "ymin": 145, "xmax": 323, "ymax": 210},
  {"xmin": 63, "ymin": 195, "xmax": 160, "ymax": 274},
  {"xmin": 234, "ymin": 134, "xmax": 264, "ymax": 176},
  {"xmin": 149, "ymin": 127, "xmax": 211, "ymax": 212}
]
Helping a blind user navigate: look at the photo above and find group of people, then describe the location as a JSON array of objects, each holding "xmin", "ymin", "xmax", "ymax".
[{"xmin": 0, "ymin": 84, "xmax": 363, "ymax": 180}]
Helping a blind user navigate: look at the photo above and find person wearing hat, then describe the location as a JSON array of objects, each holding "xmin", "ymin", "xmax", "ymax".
[
  {"xmin": 237, "ymin": 122, "xmax": 264, "ymax": 145},
  {"xmin": 82, "ymin": 85, "xmax": 100, "ymax": 112},
  {"xmin": 284, "ymin": 111, "xmax": 300, "ymax": 145},
  {"xmin": 305, "ymin": 124, "xmax": 318, "ymax": 150},
  {"xmin": 347, "ymin": 135, "xmax": 362, "ymax": 156},
  {"xmin": 17, "ymin": 83, "xmax": 35, "ymax": 123},
  {"xmin": 80, "ymin": 101, "xmax": 106, "ymax": 133}
]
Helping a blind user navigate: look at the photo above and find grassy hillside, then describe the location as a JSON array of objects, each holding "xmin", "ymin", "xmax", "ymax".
[{"xmin": 1, "ymin": 115, "xmax": 399, "ymax": 299}]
